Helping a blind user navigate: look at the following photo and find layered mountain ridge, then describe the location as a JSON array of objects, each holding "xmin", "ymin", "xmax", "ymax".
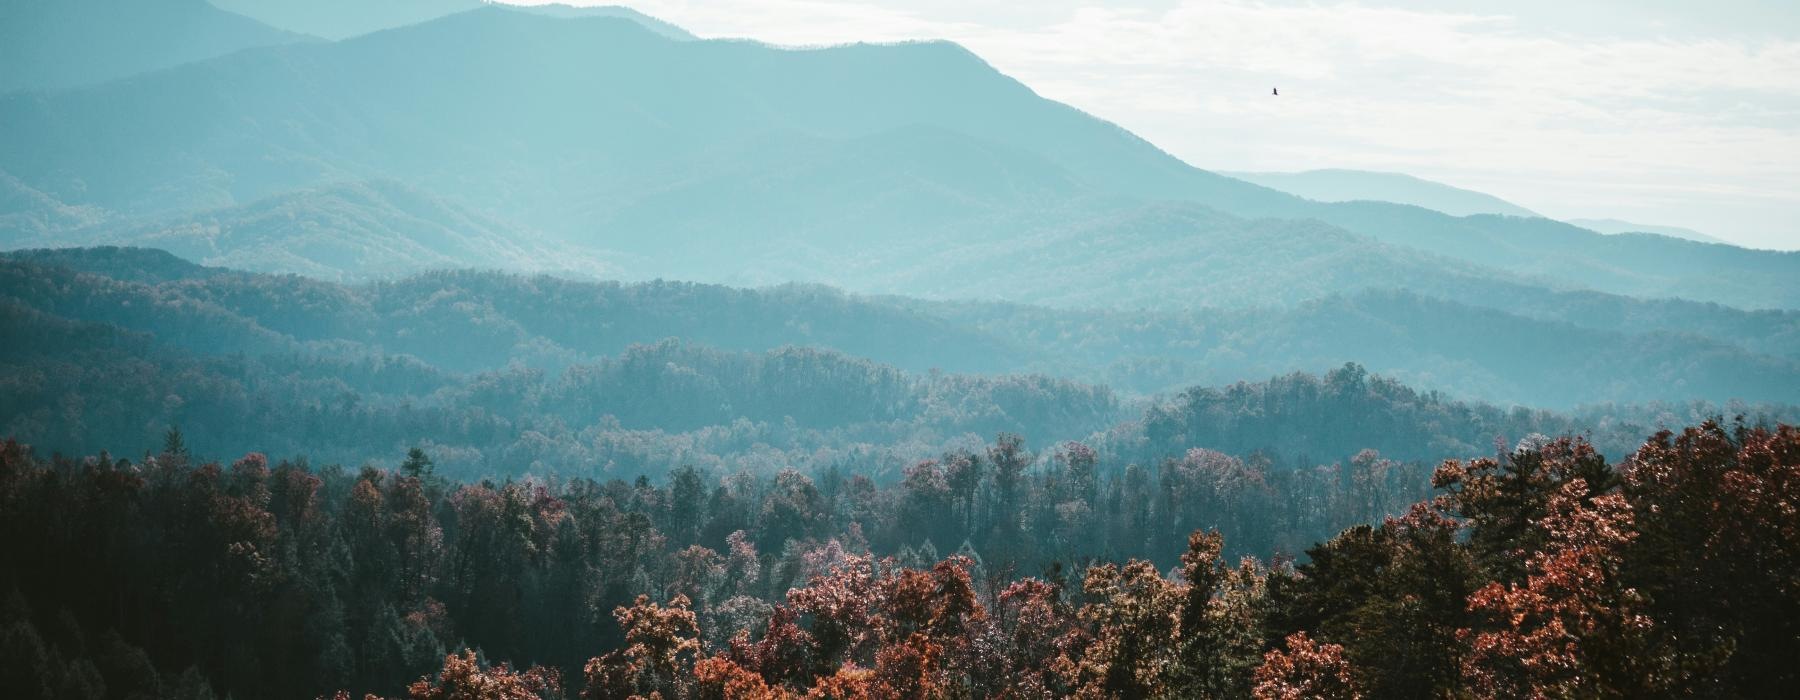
[
  {"xmin": 5, "ymin": 246, "xmax": 1796, "ymax": 408},
  {"xmin": 4, "ymin": 6, "xmax": 1797, "ymax": 311}
]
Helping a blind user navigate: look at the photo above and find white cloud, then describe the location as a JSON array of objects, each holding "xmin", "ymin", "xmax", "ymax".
[{"xmin": 515, "ymin": 0, "xmax": 1800, "ymax": 248}]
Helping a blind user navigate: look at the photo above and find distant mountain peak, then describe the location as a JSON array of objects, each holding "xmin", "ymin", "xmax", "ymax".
[
  {"xmin": 1566, "ymin": 218, "xmax": 1729, "ymax": 246},
  {"xmin": 209, "ymin": 0, "xmax": 695, "ymax": 41},
  {"xmin": 502, "ymin": 3, "xmax": 695, "ymax": 41},
  {"xmin": 1223, "ymin": 168, "xmax": 1540, "ymax": 218}
]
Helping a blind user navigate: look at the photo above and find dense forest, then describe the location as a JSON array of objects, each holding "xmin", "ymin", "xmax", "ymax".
[
  {"xmin": 4, "ymin": 249, "xmax": 1794, "ymax": 484},
  {"xmin": 4, "ymin": 248, "xmax": 1796, "ymax": 700},
  {"xmin": 1, "ymin": 420, "xmax": 1793, "ymax": 698},
  {"xmin": 6, "ymin": 247, "xmax": 1798, "ymax": 409},
  {"xmin": 6, "ymin": 275, "xmax": 1783, "ymax": 484}
]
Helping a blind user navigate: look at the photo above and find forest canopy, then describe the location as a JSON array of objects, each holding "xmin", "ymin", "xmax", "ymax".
[{"xmin": 1, "ymin": 421, "xmax": 1794, "ymax": 698}]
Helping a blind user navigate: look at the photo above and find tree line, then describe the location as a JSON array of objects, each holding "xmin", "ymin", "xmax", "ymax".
[{"xmin": 1, "ymin": 419, "xmax": 1794, "ymax": 698}]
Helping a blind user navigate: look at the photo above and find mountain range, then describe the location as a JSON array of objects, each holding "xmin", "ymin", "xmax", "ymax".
[
  {"xmin": 6, "ymin": 246, "xmax": 1796, "ymax": 409},
  {"xmin": 4, "ymin": 6, "xmax": 1798, "ymax": 312}
]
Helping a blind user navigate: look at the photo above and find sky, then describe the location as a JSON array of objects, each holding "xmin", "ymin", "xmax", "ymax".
[{"xmin": 512, "ymin": 1, "xmax": 1800, "ymax": 250}]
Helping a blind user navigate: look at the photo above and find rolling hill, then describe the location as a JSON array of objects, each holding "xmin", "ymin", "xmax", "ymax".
[{"xmin": 6, "ymin": 247, "xmax": 1798, "ymax": 408}]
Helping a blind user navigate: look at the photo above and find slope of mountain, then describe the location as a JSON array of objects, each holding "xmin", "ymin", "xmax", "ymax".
[
  {"xmin": 6, "ymin": 248, "xmax": 1798, "ymax": 408},
  {"xmin": 211, "ymin": 0, "xmax": 694, "ymax": 40},
  {"xmin": 0, "ymin": 249, "xmax": 1031, "ymax": 376},
  {"xmin": 1, "ymin": 245, "xmax": 231, "ymax": 284},
  {"xmin": 49, "ymin": 180, "xmax": 620, "ymax": 282},
  {"xmin": 1223, "ymin": 168, "xmax": 1540, "ymax": 218},
  {"xmin": 0, "ymin": 0, "xmax": 306, "ymax": 93},
  {"xmin": 4, "ymin": 250, "xmax": 1796, "ymax": 475},
  {"xmin": 208, "ymin": 0, "xmax": 485, "ymax": 40},
  {"xmin": 904, "ymin": 288, "xmax": 1800, "ymax": 407},
  {"xmin": 3, "ymin": 7, "xmax": 1796, "ymax": 309},
  {"xmin": 1301, "ymin": 205, "xmax": 1800, "ymax": 309},
  {"xmin": 0, "ymin": 170, "xmax": 107, "ymax": 238},
  {"xmin": 1568, "ymin": 217, "xmax": 1730, "ymax": 245},
  {"xmin": 509, "ymin": 3, "xmax": 695, "ymax": 39},
  {"xmin": 802, "ymin": 198, "xmax": 1542, "ymax": 309},
  {"xmin": 0, "ymin": 297, "xmax": 1120, "ymax": 473}
]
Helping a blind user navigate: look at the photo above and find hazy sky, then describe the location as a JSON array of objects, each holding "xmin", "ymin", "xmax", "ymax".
[{"xmin": 513, "ymin": 1, "xmax": 1800, "ymax": 249}]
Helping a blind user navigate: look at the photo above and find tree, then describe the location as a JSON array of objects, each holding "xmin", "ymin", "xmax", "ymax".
[
  {"xmin": 1252, "ymin": 632, "xmax": 1362, "ymax": 700},
  {"xmin": 163, "ymin": 425, "xmax": 189, "ymax": 459},
  {"xmin": 1460, "ymin": 480, "xmax": 1673, "ymax": 698},
  {"xmin": 582, "ymin": 594, "xmax": 702, "ymax": 699},
  {"xmin": 1073, "ymin": 559, "xmax": 1183, "ymax": 697},
  {"xmin": 985, "ymin": 434, "xmax": 1032, "ymax": 568},
  {"xmin": 1172, "ymin": 530, "xmax": 1264, "ymax": 698},
  {"xmin": 1432, "ymin": 437, "xmax": 1613, "ymax": 582},
  {"xmin": 943, "ymin": 451, "xmax": 983, "ymax": 544},
  {"xmin": 1347, "ymin": 504, "xmax": 1475, "ymax": 698},
  {"xmin": 1623, "ymin": 422, "xmax": 1800, "ymax": 695},
  {"xmin": 405, "ymin": 650, "xmax": 559, "ymax": 700},
  {"xmin": 668, "ymin": 466, "xmax": 708, "ymax": 548},
  {"xmin": 994, "ymin": 577, "xmax": 1079, "ymax": 696},
  {"xmin": 400, "ymin": 448, "xmax": 435, "ymax": 482}
]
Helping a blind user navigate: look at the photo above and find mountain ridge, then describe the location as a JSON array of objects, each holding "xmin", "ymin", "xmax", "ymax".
[
  {"xmin": 1223, "ymin": 168, "xmax": 1541, "ymax": 218},
  {"xmin": 6, "ymin": 246, "xmax": 1796, "ymax": 408},
  {"xmin": 1569, "ymin": 217, "xmax": 1731, "ymax": 245},
  {"xmin": 0, "ymin": 0, "xmax": 309, "ymax": 93},
  {"xmin": 3, "ymin": 6, "xmax": 1796, "ymax": 310}
]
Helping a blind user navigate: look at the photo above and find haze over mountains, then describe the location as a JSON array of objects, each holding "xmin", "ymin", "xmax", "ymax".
[
  {"xmin": 1222, "ymin": 169, "xmax": 1540, "ymax": 218},
  {"xmin": 1223, "ymin": 169, "xmax": 1737, "ymax": 247},
  {"xmin": 6, "ymin": 246, "xmax": 1796, "ymax": 411},
  {"xmin": 211, "ymin": 0, "xmax": 696, "ymax": 41},
  {"xmin": 0, "ymin": 0, "xmax": 305, "ymax": 92},
  {"xmin": 1567, "ymin": 217, "xmax": 1731, "ymax": 245},
  {"xmin": 5, "ymin": 246, "xmax": 1792, "ymax": 471},
  {"xmin": 209, "ymin": 0, "xmax": 486, "ymax": 39},
  {"xmin": 2, "ymin": 2, "xmax": 1797, "ymax": 416}
]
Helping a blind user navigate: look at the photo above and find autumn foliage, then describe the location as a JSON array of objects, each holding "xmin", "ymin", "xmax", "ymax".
[{"xmin": 0, "ymin": 421, "xmax": 1794, "ymax": 698}]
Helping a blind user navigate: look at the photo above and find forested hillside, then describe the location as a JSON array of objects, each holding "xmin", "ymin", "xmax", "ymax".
[
  {"xmin": 7, "ymin": 248, "xmax": 1798, "ymax": 411},
  {"xmin": 59, "ymin": 181, "xmax": 609, "ymax": 283},
  {"xmin": 2, "ymin": 420, "xmax": 1793, "ymax": 698},
  {"xmin": 4, "ymin": 248, "xmax": 1790, "ymax": 490}
]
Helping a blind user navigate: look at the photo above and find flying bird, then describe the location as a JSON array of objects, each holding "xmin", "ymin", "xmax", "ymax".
[{"xmin": 1272, "ymin": 87, "xmax": 1279, "ymax": 96}]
